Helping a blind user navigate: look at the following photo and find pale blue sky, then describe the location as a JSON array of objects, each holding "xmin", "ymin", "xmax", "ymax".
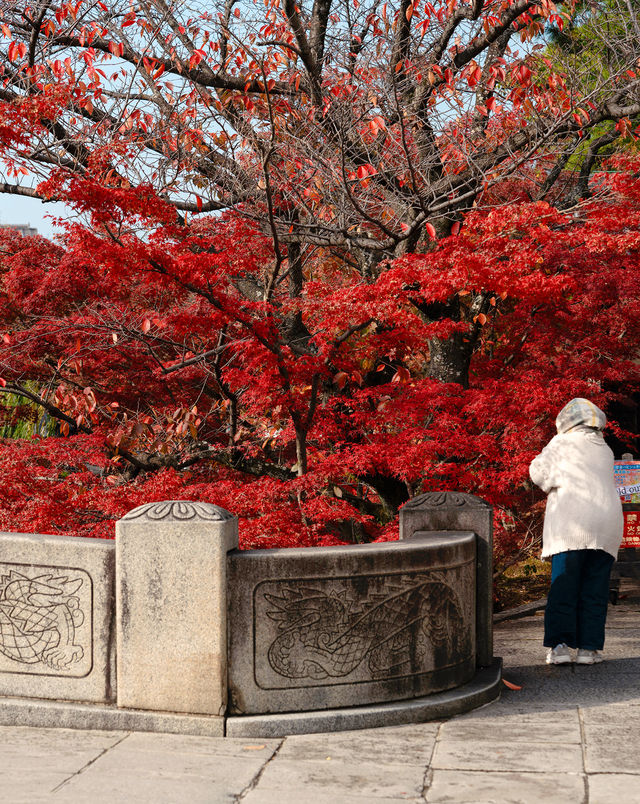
[{"xmin": 0, "ymin": 194, "xmax": 75, "ymax": 241}]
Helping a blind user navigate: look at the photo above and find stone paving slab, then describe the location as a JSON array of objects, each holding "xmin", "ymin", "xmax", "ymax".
[
  {"xmin": 431, "ymin": 737, "xmax": 584, "ymax": 774},
  {"xmin": 113, "ymin": 731, "xmax": 282, "ymax": 758},
  {"xmin": 581, "ymin": 701, "xmax": 640, "ymax": 723},
  {"xmin": 242, "ymin": 789, "xmax": 424, "ymax": 804},
  {"xmin": 275, "ymin": 724, "xmax": 439, "ymax": 765},
  {"xmin": 67, "ymin": 740, "xmax": 275, "ymax": 779},
  {"xmin": 438, "ymin": 710, "xmax": 582, "ymax": 743},
  {"xmin": 0, "ymin": 584, "xmax": 639, "ymax": 803},
  {"xmin": 588, "ymin": 774, "xmax": 640, "ymax": 803},
  {"xmin": 0, "ymin": 724, "xmax": 122, "ymax": 756},
  {"xmin": 2, "ymin": 770, "xmax": 72, "ymax": 804},
  {"xmin": 242, "ymin": 792, "xmax": 423, "ymax": 804},
  {"xmin": 0, "ymin": 727, "xmax": 126, "ymax": 783},
  {"xmin": 50, "ymin": 734, "xmax": 278, "ymax": 803},
  {"xmin": 425, "ymin": 770, "xmax": 585, "ymax": 803},
  {"xmin": 252, "ymin": 757, "xmax": 427, "ymax": 799},
  {"xmin": 585, "ymin": 745, "xmax": 639, "ymax": 775},
  {"xmin": 53, "ymin": 772, "xmax": 239, "ymax": 804}
]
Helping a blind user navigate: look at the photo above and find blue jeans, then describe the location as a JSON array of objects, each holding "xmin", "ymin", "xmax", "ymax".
[{"xmin": 544, "ymin": 549, "xmax": 614, "ymax": 650}]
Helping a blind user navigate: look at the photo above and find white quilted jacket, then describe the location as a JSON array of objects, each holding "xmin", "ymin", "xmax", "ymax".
[{"xmin": 529, "ymin": 429, "xmax": 623, "ymax": 559}]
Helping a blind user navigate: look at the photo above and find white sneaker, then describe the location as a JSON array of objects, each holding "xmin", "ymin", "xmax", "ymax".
[
  {"xmin": 576, "ymin": 649, "xmax": 604, "ymax": 665},
  {"xmin": 546, "ymin": 643, "xmax": 572, "ymax": 664}
]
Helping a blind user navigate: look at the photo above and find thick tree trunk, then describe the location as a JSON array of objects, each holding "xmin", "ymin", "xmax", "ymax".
[
  {"xmin": 428, "ymin": 335, "xmax": 472, "ymax": 388},
  {"xmin": 420, "ymin": 296, "xmax": 475, "ymax": 388}
]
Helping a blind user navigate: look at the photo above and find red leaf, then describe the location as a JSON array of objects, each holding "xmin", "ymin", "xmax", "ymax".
[
  {"xmin": 334, "ymin": 371, "xmax": 349, "ymax": 389},
  {"xmin": 502, "ymin": 679, "xmax": 522, "ymax": 691}
]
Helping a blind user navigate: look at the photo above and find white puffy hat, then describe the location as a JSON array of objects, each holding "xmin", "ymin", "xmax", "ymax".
[{"xmin": 555, "ymin": 398, "xmax": 606, "ymax": 434}]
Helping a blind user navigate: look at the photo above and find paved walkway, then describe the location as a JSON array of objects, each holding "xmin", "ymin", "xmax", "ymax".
[{"xmin": 3, "ymin": 585, "xmax": 640, "ymax": 804}]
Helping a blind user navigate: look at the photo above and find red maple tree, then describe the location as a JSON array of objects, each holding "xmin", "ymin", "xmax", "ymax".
[
  {"xmin": 1, "ymin": 156, "xmax": 639, "ymax": 566},
  {"xmin": 0, "ymin": 0, "xmax": 638, "ymax": 571}
]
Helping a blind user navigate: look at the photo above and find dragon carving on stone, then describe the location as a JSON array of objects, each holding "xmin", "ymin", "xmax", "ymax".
[
  {"xmin": 0, "ymin": 569, "xmax": 86, "ymax": 671},
  {"xmin": 265, "ymin": 573, "xmax": 469, "ymax": 681}
]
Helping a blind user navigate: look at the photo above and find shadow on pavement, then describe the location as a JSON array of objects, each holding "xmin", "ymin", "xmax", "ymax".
[{"xmin": 493, "ymin": 585, "xmax": 640, "ymax": 711}]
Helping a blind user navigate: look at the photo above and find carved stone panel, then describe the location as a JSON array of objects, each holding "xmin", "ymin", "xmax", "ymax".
[
  {"xmin": 255, "ymin": 569, "xmax": 473, "ymax": 691},
  {"xmin": 0, "ymin": 531, "xmax": 114, "ymax": 704},
  {"xmin": 0, "ymin": 562, "xmax": 92, "ymax": 677},
  {"xmin": 227, "ymin": 532, "xmax": 476, "ymax": 715}
]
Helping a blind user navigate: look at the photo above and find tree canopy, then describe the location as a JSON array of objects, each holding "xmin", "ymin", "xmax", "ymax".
[{"xmin": 0, "ymin": 0, "xmax": 638, "ymax": 570}]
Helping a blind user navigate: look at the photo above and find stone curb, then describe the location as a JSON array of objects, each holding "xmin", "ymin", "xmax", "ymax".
[
  {"xmin": 0, "ymin": 660, "xmax": 502, "ymax": 740},
  {"xmin": 493, "ymin": 598, "xmax": 547, "ymax": 623},
  {"xmin": 225, "ymin": 659, "xmax": 502, "ymax": 737},
  {"xmin": 0, "ymin": 695, "xmax": 224, "ymax": 737}
]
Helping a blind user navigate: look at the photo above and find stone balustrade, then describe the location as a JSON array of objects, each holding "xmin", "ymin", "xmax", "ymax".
[{"xmin": 0, "ymin": 493, "xmax": 501, "ymax": 737}]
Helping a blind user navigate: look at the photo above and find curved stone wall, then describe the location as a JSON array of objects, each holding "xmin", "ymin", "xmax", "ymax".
[
  {"xmin": 0, "ymin": 494, "xmax": 502, "ymax": 738},
  {"xmin": 227, "ymin": 532, "xmax": 477, "ymax": 716}
]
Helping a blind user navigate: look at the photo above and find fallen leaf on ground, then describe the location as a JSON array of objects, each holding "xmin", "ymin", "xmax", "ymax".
[{"xmin": 502, "ymin": 678, "xmax": 522, "ymax": 690}]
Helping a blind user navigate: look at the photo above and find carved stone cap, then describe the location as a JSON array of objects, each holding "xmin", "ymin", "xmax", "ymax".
[
  {"xmin": 401, "ymin": 492, "xmax": 491, "ymax": 511},
  {"xmin": 120, "ymin": 500, "xmax": 235, "ymax": 522}
]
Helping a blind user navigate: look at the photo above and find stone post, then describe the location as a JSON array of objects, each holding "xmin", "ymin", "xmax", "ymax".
[
  {"xmin": 399, "ymin": 492, "xmax": 493, "ymax": 667},
  {"xmin": 115, "ymin": 501, "xmax": 238, "ymax": 716}
]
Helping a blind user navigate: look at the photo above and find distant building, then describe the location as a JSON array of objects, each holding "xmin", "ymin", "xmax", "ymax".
[{"xmin": 0, "ymin": 223, "xmax": 38, "ymax": 237}]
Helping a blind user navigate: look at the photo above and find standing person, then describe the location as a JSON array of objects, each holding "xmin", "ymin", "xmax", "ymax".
[{"xmin": 529, "ymin": 398, "xmax": 623, "ymax": 665}]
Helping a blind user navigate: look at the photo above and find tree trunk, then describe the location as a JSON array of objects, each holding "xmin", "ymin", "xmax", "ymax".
[{"xmin": 428, "ymin": 334, "xmax": 472, "ymax": 388}]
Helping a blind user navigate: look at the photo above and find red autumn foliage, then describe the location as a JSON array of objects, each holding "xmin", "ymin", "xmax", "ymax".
[
  {"xmin": 0, "ymin": 157, "xmax": 638, "ymax": 568},
  {"xmin": 0, "ymin": 0, "xmax": 639, "ymax": 572}
]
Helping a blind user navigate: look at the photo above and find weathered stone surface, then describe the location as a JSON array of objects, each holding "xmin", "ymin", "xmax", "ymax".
[
  {"xmin": 227, "ymin": 532, "xmax": 476, "ymax": 716},
  {"xmin": 588, "ymin": 774, "xmax": 640, "ymax": 803},
  {"xmin": 0, "ymin": 695, "xmax": 225, "ymax": 737},
  {"xmin": 582, "ymin": 705, "xmax": 640, "ymax": 773},
  {"xmin": 0, "ymin": 724, "xmax": 123, "ymax": 773},
  {"xmin": 0, "ymin": 725, "xmax": 278, "ymax": 804},
  {"xmin": 123, "ymin": 731, "xmax": 281, "ymax": 757},
  {"xmin": 55, "ymin": 745, "xmax": 270, "ymax": 804},
  {"xmin": 57, "ymin": 776, "xmax": 233, "ymax": 804},
  {"xmin": 427, "ymin": 770, "xmax": 585, "ymax": 803},
  {"xmin": 116, "ymin": 500, "xmax": 238, "ymax": 716},
  {"xmin": 439, "ymin": 710, "xmax": 581, "ymax": 743},
  {"xmin": 432, "ymin": 737, "xmax": 583, "ymax": 773},
  {"xmin": 399, "ymin": 492, "xmax": 494, "ymax": 667},
  {"xmin": 1, "ymin": 591, "xmax": 639, "ymax": 799},
  {"xmin": 0, "ymin": 531, "xmax": 114, "ymax": 703},
  {"xmin": 243, "ymin": 792, "xmax": 421, "ymax": 804},
  {"xmin": 246, "ymin": 757, "xmax": 426, "ymax": 800},
  {"xmin": 226, "ymin": 660, "xmax": 502, "ymax": 738},
  {"xmin": 275, "ymin": 722, "xmax": 440, "ymax": 765}
]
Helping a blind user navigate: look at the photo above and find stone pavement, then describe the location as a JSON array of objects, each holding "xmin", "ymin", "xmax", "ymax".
[{"xmin": 3, "ymin": 585, "xmax": 639, "ymax": 804}]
